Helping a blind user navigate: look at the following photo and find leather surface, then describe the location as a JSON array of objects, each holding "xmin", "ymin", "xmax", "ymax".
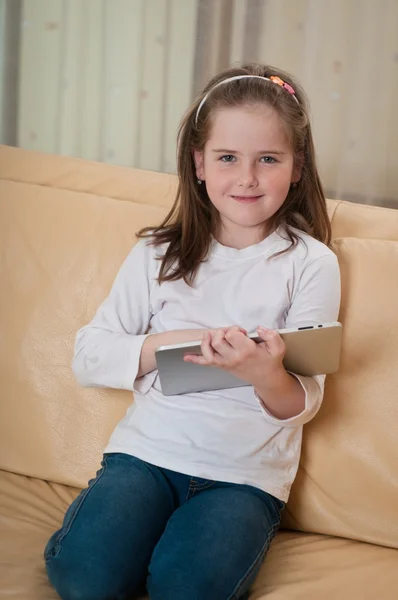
[
  {"xmin": 0, "ymin": 178, "xmax": 169, "ymax": 485},
  {"xmin": 252, "ymin": 529, "xmax": 398, "ymax": 599},
  {"xmin": 0, "ymin": 144, "xmax": 177, "ymax": 208},
  {"xmin": 1, "ymin": 469, "xmax": 397, "ymax": 600},
  {"xmin": 283, "ymin": 237, "xmax": 398, "ymax": 548},
  {"xmin": 0, "ymin": 470, "xmax": 79, "ymax": 600}
]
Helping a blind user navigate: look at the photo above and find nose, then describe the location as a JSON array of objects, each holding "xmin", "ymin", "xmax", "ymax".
[{"xmin": 238, "ymin": 163, "xmax": 258, "ymax": 188}]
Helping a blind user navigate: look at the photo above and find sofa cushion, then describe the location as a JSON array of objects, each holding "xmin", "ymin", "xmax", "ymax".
[
  {"xmin": 1, "ymin": 469, "xmax": 397, "ymax": 600},
  {"xmin": 285, "ymin": 237, "xmax": 398, "ymax": 549},
  {"xmin": 0, "ymin": 179, "xmax": 169, "ymax": 486},
  {"xmin": 329, "ymin": 198, "xmax": 398, "ymax": 241},
  {"xmin": 252, "ymin": 530, "xmax": 398, "ymax": 599},
  {"xmin": 0, "ymin": 470, "xmax": 78, "ymax": 600},
  {"xmin": 0, "ymin": 144, "xmax": 177, "ymax": 209}
]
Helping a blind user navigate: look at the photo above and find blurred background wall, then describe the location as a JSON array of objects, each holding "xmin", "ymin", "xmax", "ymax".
[{"xmin": 0, "ymin": 0, "xmax": 397, "ymax": 207}]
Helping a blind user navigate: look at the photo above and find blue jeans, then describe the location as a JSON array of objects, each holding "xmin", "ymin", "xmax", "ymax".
[{"xmin": 45, "ymin": 453, "xmax": 284, "ymax": 600}]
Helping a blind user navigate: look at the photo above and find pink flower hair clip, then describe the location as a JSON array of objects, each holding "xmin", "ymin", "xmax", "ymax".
[{"xmin": 270, "ymin": 76, "xmax": 297, "ymax": 99}]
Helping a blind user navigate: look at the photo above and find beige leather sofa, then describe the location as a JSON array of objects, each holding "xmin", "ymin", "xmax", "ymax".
[{"xmin": 1, "ymin": 144, "xmax": 398, "ymax": 599}]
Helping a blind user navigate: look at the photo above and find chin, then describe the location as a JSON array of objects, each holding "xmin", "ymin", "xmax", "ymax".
[
  {"xmin": 230, "ymin": 219, "xmax": 269, "ymax": 230},
  {"xmin": 230, "ymin": 211, "xmax": 271, "ymax": 225}
]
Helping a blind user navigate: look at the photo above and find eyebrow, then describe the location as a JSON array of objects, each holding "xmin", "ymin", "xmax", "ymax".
[{"xmin": 212, "ymin": 149, "xmax": 286, "ymax": 155}]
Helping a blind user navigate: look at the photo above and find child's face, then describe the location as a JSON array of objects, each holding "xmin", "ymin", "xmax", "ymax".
[{"xmin": 194, "ymin": 103, "xmax": 300, "ymax": 245}]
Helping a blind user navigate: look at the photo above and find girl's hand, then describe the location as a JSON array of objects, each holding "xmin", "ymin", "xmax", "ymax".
[{"xmin": 183, "ymin": 325, "xmax": 286, "ymax": 386}]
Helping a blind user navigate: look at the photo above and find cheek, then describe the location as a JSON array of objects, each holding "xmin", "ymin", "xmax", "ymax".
[
  {"xmin": 268, "ymin": 167, "xmax": 293, "ymax": 192},
  {"xmin": 205, "ymin": 165, "xmax": 230, "ymax": 189}
]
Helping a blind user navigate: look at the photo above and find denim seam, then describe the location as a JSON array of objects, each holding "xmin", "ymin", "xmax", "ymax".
[
  {"xmin": 227, "ymin": 517, "xmax": 281, "ymax": 600},
  {"xmin": 190, "ymin": 478, "xmax": 213, "ymax": 485},
  {"xmin": 185, "ymin": 479, "xmax": 197, "ymax": 502},
  {"xmin": 45, "ymin": 461, "xmax": 108, "ymax": 561},
  {"xmin": 192, "ymin": 481, "xmax": 216, "ymax": 492}
]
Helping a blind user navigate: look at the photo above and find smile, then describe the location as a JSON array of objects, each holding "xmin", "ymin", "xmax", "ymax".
[{"xmin": 231, "ymin": 195, "xmax": 262, "ymax": 204}]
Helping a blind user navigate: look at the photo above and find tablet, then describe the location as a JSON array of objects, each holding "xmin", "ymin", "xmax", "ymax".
[{"xmin": 155, "ymin": 321, "xmax": 342, "ymax": 396}]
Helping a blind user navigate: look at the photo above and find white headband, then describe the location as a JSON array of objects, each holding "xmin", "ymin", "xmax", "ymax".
[{"xmin": 195, "ymin": 74, "xmax": 299, "ymax": 125}]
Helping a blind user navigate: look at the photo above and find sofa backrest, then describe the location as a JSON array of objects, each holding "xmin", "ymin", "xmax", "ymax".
[{"xmin": 1, "ymin": 145, "xmax": 398, "ymax": 549}]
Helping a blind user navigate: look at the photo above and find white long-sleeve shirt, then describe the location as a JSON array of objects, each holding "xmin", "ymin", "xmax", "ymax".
[{"xmin": 73, "ymin": 228, "xmax": 340, "ymax": 501}]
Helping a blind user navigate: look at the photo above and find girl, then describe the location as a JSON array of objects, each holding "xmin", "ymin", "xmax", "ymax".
[{"xmin": 45, "ymin": 64, "xmax": 340, "ymax": 600}]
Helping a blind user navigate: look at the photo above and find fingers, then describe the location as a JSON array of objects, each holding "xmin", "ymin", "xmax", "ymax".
[
  {"xmin": 184, "ymin": 325, "xmax": 248, "ymax": 367},
  {"xmin": 184, "ymin": 332, "xmax": 213, "ymax": 366},
  {"xmin": 209, "ymin": 325, "xmax": 246, "ymax": 337},
  {"xmin": 183, "ymin": 326, "xmax": 286, "ymax": 378},
  {"xmin": 208, "ymin": 328, "xmax": 233, "ymax": 357},
  {"xmin": 256, "ymin": 326, "xmax": 285, "ymax": 358},
  {"xmin": 224, "ymin": 328, "xmax": 249, "ymax": 347},
  {"xmin": 209, "ymin": 325, "xmax": 251, "ymax": 355},
  {"xmin": 201, "ymin": 331, "xmax": 218, "ymax": 363}
]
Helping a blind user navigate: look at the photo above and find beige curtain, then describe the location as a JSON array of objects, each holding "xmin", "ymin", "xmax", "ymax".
[{"xmin": 1, "ymin": 0, "xmax": 397, "ymax": 208}]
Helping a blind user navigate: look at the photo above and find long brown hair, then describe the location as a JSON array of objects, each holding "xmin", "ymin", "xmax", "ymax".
[{"xmin": 137, "ymin": 63, "xmax": 331, "ymax": 285}]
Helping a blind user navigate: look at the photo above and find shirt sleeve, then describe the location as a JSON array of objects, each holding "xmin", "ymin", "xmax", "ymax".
[
  {"xmin": 72, "ymin": 238, "xmax": 157, "ymax": 393},
  {"xmin": 257, "ymin": 252, "xmax": 341, "ymax": 428}
]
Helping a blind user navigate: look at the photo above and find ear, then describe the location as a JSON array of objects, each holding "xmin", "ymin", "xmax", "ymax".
[{"xmin": 193, "ymin": 149, "xmax": 205, "ymax": 181}]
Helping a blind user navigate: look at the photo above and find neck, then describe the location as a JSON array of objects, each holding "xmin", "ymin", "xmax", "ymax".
[{"xmin": 215, "ymin": 221, "xmax": 272, "ymax": 249}]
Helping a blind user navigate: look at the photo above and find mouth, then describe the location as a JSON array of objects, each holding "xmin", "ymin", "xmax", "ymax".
[{"xmin": 231, "ymin": 195, "xmax": 262, "ymax": 204}]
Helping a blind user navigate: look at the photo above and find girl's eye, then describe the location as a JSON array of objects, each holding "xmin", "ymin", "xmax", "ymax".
[
  {"xmin": 220, "ymin": 155, "xmax": 235, "ymax": 162},
  {"xmin": 260, "ymin": 156, "xmax": 277, "ymax": 164}
]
